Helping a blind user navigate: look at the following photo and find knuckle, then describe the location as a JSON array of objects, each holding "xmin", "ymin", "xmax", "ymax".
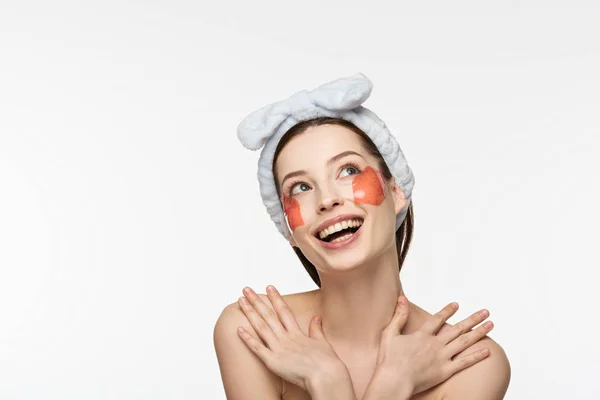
[
  {"xmin": 452, "ymin": 324, "xmax": 465, "ymax": 337},
  {"xmin": 250, "ymin": 340, "xmax": 262, "ymax": 353},
  {"xmin": 468, "ymin": 352, "xmax": 480, "ymax": 364},
  {"xmin": 457, "ymin": 356, "xmax": 469, "ymax": 368},
  {"xmin": 459, "ymin": 334, "xmax": 471, "ymax": 347},
  {"xmin": 255, "ymin": 319, "xmax": 268, "ymax": 332},
  {"xmin": 278, "ymin": 300, "xmax": 290, "ymax": 309},
  {"xmin": 279, "ymin": 302, "xmax": 292, "ymax": 314},
  {"xmin": 267, "ymin": 310, "xmax": 278, "ymax": 320}
]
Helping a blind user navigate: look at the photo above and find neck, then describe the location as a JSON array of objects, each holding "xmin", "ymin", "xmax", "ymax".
[{"xmin": 314, "ymin": 245, "xmax": 405, "ymax": 350}]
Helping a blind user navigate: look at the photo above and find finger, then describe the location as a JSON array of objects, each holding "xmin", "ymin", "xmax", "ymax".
[
  {"xmin": 446, "ymin": 347, "xmax": 490, "ymax": 377},
  {"xmin": 308, "ymin": 316, "xmax": 325, "ymax": 340},
  {"xmin": 242, "ymin": 287, "xmax": 287, "ymax": 337},
  {"xmin": 444, "ymin": 320, "xmax": 494, "ymax": 359},
  {"xmin": 420, "ymin": 302, "xmax": 459, "ymax": 335},
  {"xmin": 266, "ymin": 285, "xmax": 302, "ymax": 333},
  {"xmin": 437, "ymin": 309, "xmax": 490, "ymax": 345},
  {"xmin": 237, "ymin": 326, "xmax": 273, "ymax": 366},
  {"xmin": 381, "ymin": 295, "xmax": 410, "ymax": 341},
  {"xmin": 238, "ymin": 295, "xmax": 280, "ymax": 350}
]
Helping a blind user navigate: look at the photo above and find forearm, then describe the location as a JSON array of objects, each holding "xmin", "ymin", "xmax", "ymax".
[
  {"xmin": 307, "ymin": 368, "xmax": 358, "ymax": 400},
  {"xmin": 361, "ymin": 365, "xmax": 413, "ymax": 400}
]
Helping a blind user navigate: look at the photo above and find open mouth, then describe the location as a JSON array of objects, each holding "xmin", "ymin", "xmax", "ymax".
[{"xmin": 315, "ymin": 218, "xmax": 364, "ymax": 243}]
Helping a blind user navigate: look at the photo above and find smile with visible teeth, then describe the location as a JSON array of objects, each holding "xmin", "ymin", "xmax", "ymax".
[
  {"xmin": 330, "ymin": 233, "xmax": 355, "ymax": 243},
  {"xmin": 318, "ymin": 219, "xmax": 363, "ymax": 242}
]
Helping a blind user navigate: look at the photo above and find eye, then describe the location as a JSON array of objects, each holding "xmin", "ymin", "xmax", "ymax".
[
  {"xmin": 290, "ymin": 182, "xmax": 311, "ymax": 196},
  {"xmin": 339, "ymin": 162, "xmax": 362, "ymax": 178}
]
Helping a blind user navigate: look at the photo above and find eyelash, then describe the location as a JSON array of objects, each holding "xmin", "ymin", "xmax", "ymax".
[{"xmin": 286, "ymin": 162, "xmax": 362, "ymax": 197}]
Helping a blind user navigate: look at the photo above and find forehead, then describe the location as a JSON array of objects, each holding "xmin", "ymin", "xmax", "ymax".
[{"xmin": 275, "ymin": 124, "xmax": 367, "ymax": 176}]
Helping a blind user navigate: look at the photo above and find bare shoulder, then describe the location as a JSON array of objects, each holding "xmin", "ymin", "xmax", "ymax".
[
  {"xmin": 438, "ymin": 335, "xmax": 511, "ymax": 399},
  {"xmin": 258, "ymin": 289, "xmax": 320, "ymax": 335},
  {"xmin": 213, "ymin": 289, "xmax": 317, "ymax": 400},
  {"xmin": 213, "ymin": 299, "xmax": 283, "ymax": 399},
  {"xmin": 409, "ymin": 305, "xmax": 511, "ymax": 400}
]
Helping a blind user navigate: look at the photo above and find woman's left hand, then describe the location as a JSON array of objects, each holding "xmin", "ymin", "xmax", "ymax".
[{"xmin": 236, "ymin": 285, "xmax": 349, "ymax": 393}]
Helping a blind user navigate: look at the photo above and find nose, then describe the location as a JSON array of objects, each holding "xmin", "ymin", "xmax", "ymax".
[{"xmin": 317, "ymin": 185, "xmax": 345, "ymax": 213}]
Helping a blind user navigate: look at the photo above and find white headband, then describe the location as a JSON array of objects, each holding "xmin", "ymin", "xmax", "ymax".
[{"xmin": 237, "ymin": 73, "xmax": 415, "ymax": 240}]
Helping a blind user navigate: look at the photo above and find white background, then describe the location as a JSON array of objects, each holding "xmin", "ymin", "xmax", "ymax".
[{"xmin": 1, "ymin": 1, "xmax": 599, "ymax": 399}]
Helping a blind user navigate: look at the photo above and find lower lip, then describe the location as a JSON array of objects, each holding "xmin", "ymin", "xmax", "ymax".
[{"xmin": 316, "ymin": 225, "xmax": 363, "ymax": 250}]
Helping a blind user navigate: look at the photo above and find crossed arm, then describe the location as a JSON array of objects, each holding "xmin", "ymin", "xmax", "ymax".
[{"xmin": 214, "ymin": 299, "xmax": 510, "ymax": 400}]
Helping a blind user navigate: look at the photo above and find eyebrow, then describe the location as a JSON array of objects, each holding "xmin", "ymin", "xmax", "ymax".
[{"xmin": 280, "ymin": 150, "xmax": 364, "ymax": 187}]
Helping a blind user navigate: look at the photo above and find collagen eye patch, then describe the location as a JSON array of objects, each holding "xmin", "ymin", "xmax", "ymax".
[
  {"xmin": 282, "ymin": 193, "xmax": 305, "ymax": 231},
  {"xmin": 353, "ymin": 166, "xmax": 386, "ymax": 206},
  {"xmin": 237, "ymin": 73, "xmax": 415, "ymax": 240}
]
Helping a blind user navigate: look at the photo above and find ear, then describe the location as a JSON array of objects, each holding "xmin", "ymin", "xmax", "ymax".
[{"xmin": 389, "ymin": 177, "xmax": 407, "ymax": 215}]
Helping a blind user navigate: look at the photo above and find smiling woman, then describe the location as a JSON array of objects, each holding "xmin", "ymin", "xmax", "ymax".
[
  {"xmin": 213, "ymin": 74, "xmax": 510, "ymax": 400},
  {"xmin": 273, "ymin": 117, "xmax": 413, "ymax": 288}
]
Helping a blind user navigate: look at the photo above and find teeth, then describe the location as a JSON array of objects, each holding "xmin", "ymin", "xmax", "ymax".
[
  {"xmin": 330, "ymin": 233, "xmax": 353, "ymax": 243},
  {"xmin": 318, "ymin": 219, "xmax": 363, "ymax": 240}
]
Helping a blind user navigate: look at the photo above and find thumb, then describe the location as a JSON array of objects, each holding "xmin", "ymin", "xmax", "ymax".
[
  {"xmin": 309, "ymin": 316, "xmax": 326, "ymax": 340},
  {"xmin": 381, "ymin": 295, "xmax": 410, "ymax": 341}
]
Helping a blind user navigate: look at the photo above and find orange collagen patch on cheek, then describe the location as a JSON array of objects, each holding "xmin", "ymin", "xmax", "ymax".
[
  {"xmin": 281, "ymin": 193, "xmax": 305, "ymax": 231},
  {"xmin": 352, "ymin": 166, "xmax": 386, "ymax": 205}
]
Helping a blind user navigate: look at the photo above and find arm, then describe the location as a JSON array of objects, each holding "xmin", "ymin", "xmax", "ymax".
[
  {"xmin": 307, "ymin": 368, "xmax": 359, "ymax": 400},
  {"xmin": 213, "ymin": 303, "xmax": 282, "ymax": 399},
  {"xmin": 360, "ymin": 296, "xmax": 500, "ymax": 400},
  {"xmin": 233, "ymin": 287, "xmax": 359, "ymax": 400},
  {"xmin": 215, "ymin": 291, "xmax": 359, "ymax": 400},
  {"xmin": 362, "ymin": 337, "xmax": 511, "ymax": 400},
  {"xmin": 361, "ymin": 365, "xmax": 413, "ymax": 400}
]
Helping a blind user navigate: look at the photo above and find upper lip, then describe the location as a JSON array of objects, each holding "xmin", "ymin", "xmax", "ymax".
[{"xmin": 312, "ymin": 214, "xmax": 365, "ymax": 238}]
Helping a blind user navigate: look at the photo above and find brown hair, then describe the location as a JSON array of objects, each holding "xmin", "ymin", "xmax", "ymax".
[{"xmin": 272, "ymin": 117, "xmax": 414, "ymax": 287}]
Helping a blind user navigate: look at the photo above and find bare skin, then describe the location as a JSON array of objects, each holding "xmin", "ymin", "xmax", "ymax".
[
  {"xmin": 215, "ymin": 124, "xmax": 510, "ymax": 399},
  {"xmin": 241, "ymin": 288, "xmax": 499, "ymax": 400}
]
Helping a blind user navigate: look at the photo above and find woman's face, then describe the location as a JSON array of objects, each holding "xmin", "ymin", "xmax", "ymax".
[{"xmin": 275, "ymin": 124, "xmax": 407, "ymax": 272}]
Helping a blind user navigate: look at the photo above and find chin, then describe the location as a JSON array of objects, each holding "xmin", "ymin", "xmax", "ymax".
[
  {"xmin": 308, "ymin": 237, "xmax": 374, "ymax": 272},
  {"xmin": 325, "ymin": 251, "xmax": 369, "ymax": 271}
]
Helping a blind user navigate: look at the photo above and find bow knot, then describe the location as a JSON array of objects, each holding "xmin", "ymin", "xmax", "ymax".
[{"xmin": 237, "ymin": 73, "xmax": 373, "ymax": 150}]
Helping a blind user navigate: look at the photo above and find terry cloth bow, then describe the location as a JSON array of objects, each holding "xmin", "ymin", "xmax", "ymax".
[{"xmin": 237, "ymin": 73, "xmax": 415, "ymax": 240}]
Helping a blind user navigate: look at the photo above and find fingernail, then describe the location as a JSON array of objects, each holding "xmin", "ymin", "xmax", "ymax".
[
  {"xmin": 483, "ymin": 321, "xmax": 493, "ymax": 329},
  {"xmin": 267, "ymin": 285, "xmax": 276, "ymax": 293},
  {"xmin": 243, "ymin": 287, "xmax": 253, "ymax": 295},
  {"xmin": 315, "ymin": 316, "xmax": 321, "ymax": 324},
  {"xmin": 451, "ymin": 302, "xmax": 459, "ymax": 310},
  {"xmin": 239, "ymin": 296, "xmax": 248, "ymax": 305},
  {"xmin": 480, "ymin": 309, "xmax": 489, "ymax": 318},
  {"xmin": 398, "ymin": 296, "xmax": 406, "ymax": 305}
]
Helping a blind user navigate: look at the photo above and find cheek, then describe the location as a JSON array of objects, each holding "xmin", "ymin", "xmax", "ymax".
[
  {"xmin": 352, "ymin": 166, "xmax": 386, "ymax": 206},
  {"xmin": 282, "ymin": 193, "xmax": 305, "ymax": 231}
]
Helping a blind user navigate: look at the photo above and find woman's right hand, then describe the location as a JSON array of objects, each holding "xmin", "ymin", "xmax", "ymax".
[{"xmin": 370, "ymin": 295, "xmax": 494, "ymax": 397}]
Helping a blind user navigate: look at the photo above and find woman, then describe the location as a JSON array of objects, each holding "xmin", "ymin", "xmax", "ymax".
[{"xmin": 214, "ymin": 74, "xmax": 510, "ymax": 399}]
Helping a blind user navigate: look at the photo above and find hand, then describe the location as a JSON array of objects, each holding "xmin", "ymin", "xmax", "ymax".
[
  {"xmin": 373, "ymin": 295, "xmax": 494, "ymax": 396},
  {"xmin": 236, "ymin": 285, "xmax": 349, "ymax": 393}
]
